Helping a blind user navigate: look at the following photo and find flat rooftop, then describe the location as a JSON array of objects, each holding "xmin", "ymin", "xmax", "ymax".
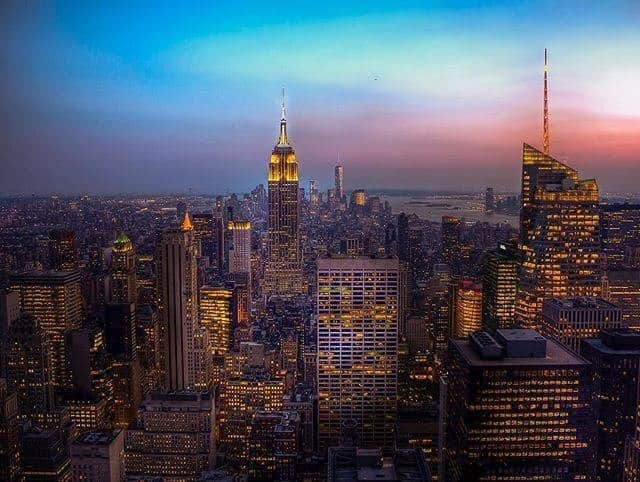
[
  {"xmin": 452, "ymin": 336, "xmax": 589, "ymax": 368},
  {"xmin": 543, "ymin": 297, "xmax": 620, "ymax": 310},
  {"xmin": 74, "ymin": 430, "xmax": 121, "ymax": 446},
  {"xmin": 317, "ymin": 256, "xmax": 399, "ymax": 270}
]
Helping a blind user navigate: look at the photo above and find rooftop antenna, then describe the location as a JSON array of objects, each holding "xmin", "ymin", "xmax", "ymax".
[{"xmin": 543, "ymin": 48, "xmax": 550, "ymax": 155}]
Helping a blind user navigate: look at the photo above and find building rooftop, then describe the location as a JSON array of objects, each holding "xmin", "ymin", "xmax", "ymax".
[
  {"xmin": 328, "ymin": 447, "xmax": 430, "ymax": 482},
  {"xmin": 142, "ymin": 390, "xmax": 213, "ymax": 412},
  {"xmin": 543, "ymin": 297, "xmax": 620, "ymax": 311},
  {"xmin": 73, "ymin": 429, "xmax": 121, "ymax": 446},
  {"xmin": 582, "ymin": 329, "xmax": 640, "ymax": 355},
  {"xmin": 10, "ymin": 270, "xmax": 81, "ymax": 283},
  {"xmin": 454, "ymin": 330, "xmax": 589, "ymax": 368},
  {"xmin": 317, "ymin": 256, "xmax": 399, "ymax": 270}
]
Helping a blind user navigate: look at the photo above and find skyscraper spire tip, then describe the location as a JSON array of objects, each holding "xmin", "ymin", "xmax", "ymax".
[{"xmin": 543, "ymin": 48, "xmax": 550, "ymax": 155}]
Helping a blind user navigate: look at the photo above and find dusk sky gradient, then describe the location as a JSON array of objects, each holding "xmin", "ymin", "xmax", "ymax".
[{"xmin": 2, "ymin": 1, "xmax": 639, "ymax": 195}]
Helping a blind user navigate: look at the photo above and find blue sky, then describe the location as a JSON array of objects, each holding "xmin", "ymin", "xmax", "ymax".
[{"xmin": 2, "ymin": 1, "xmax": 639, "ymax": 194}]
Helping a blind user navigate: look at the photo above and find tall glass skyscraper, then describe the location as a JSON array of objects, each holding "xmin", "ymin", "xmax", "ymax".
[
  {"xmin": 317, "ymin": 256, "xmax": 398, "ymax": 450},
  {"xmin": 516, "ymin": 143, "xmax": 601, "ymax": 329}
]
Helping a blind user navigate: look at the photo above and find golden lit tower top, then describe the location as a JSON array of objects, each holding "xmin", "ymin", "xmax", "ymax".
[
  {"xmin": 181, "ymin": 212, "xmax": 194, "ymax": 231},
  {"xmin": 543, "ymin": 48, "xmax": 549, "ymax": 155}
]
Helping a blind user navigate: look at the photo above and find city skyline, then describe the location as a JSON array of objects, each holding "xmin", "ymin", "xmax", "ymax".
[{"xmin": 2, "ymin": 1, "xmax": 640, "ymax": 196}]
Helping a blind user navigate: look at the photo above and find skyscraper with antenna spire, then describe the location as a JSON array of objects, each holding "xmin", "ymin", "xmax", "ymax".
[
  {"xmin": 334, "ymin": 164, "xmax": 344, "ymax": 202},
  {"xmin": 264, "ymin": 89, "xmax": 305, "ymax": 297}
]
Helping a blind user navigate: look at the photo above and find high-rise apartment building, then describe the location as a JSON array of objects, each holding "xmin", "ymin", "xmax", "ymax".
[
  {"xmin": 541, "ymin": 297, "xmax": 622, "ymax": 353},
  {"xmin": 124, "ymin": 391, "xmax": 215, "ymax": 480},
  {"xmin": 445, "ymin": 329, "xmax": 596, "ymax": 481},
  {"xmin": 264, "ymin": 93, "xmax": 305, "ymax": 297},
  {"xmin": 10, "ymin": 271, "xmax": 83, "ymax": 390},
  {"xmin": 109, "ymin": 234, "xmax": 136, "ymax": 303},
  {"xmin": 317, "ymin": 256, "xmax": 398, "ymax": 450},
  {"xmin": 451, "ymin": 278, "xmax": 483, "ymax": 338},
  {"xmin": 482, "ymin": 242, "xmax": 519, "ymax": 331},
  {"xmin": 516, "ymin": 143, "xmax": 601, "ymax": 329},
  {"xmin": 581, "ymin": 329, "xmax": 640, "ymax": 482},
  {"xmin": 157, "ymin": 214, "xmax": 209, "ymax": 391}
]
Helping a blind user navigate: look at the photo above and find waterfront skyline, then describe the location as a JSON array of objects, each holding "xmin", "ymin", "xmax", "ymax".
[{"xmin": 2, "ymin": 1, "xmax": 640, "ymax": 195}]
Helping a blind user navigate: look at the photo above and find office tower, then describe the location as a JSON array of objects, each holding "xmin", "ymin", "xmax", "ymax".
[
  {"xmin": 445, "ymin": 330, "xmax": 596, "ymax": 481},
  {"xmin": 0, "ymin": 290, "xmax": 20, "ymax": 333},
  {"xmin": 10, "ymin": 271, "xmax": 82, "ymax": 390},
  {"xmin": 406, "ymin": 317, "xmax": 429, "ymax": 352},
  {"xmin": 136, "ymin": 305, "xmax": 161, "ymax": 394},
  {"xmin": 485, "ymin": 187, "xmax": 495, "ymax": 212},
  {"xmin": 542, "ymin": 297, "xmax": 623, "ymax": 353},
  {"xmin": 199, "ymin": 285, "xmax": 233, "ymax": 355},
  {"xmin": 581, "ymin": 329, "xmax": 640, "ymax": 482},
  {"xmin": 49, "ymin": 229, "xmax": 78, "ymax": 271},
  {"xmin": 397, "ymin": 213, "xmax": 410, "ymax": 262},
  {"xmin": 230, "ymin": 272, "xmax": 251, "ymax": 328},
  {"xmin": 70, "ymin": 430, "xmax": 124, "ymax": 482},
  {"xmin": 604, "ymin": 270, "xmax": 640, "ymax": 327},
  {"xmin": 0, "ymin": 379, "xmax": 20, "ymax": 482},
  {"xmin": 327, "ymin": 188, "xmax": 336, "ymax": 206},
  {"xmin": 602, "ymin": 203, "xmax": 640, "ymax": 269},
  {"xmin": 65, "ymin": 327, "xmax": 111, "ymax": 399},
  {"xmin": 157, "ymin": 213, "xmax": 205, "ymax": 390},
  {"xmin": 192, "ymin": 212, "xmax": 215, "ymax": 263},
  {"xmin": 482, "ymin": 243, "xmax": 519, "ymax": 331},
  {"xmin": 4, "ymin": 315, "xmax": 55, "ymax": 424},
  {"xmin": 351, "ymin": 189, "xmax": 366, "ymax": 208},
  {"xmin": 309, "ymin": 179, "xmax": 319, "ymax": 206},
  {"xmin": 334, "ymin": 165, "xmax": 344, "ymax": 200},
  {"xmin": 21, "ymin": 426, "xmax": 72, "ymax": 482},
  {"xmin": 213, "ymin": 208, "xmax": 226, "ymax": 270},
  {"xmin": 327, "ymin": 447, "xmax": 431, "ymax": 482},
  {"xmin": 227, "ymin": 220, "xmax": 251, "ymax": 279},
  {"xmin": 317, "ymin": 256, "xmax": 398, "ymax": 450},
  {"xmin": 103, "ymin": 303, "xmax": 141, "ymax": 428},
  {"xmin": 249, "ymin": 410, "xmax": 301, "ymax": 480},
  {"xmin": 516, "ymin": 143, "xmax": 601, "ymax": 329},
  {"xmin": 124, "ymin": 391, "xmax": 215, "ymax": 480},
  {"xmin": 109, "ymin": 233, "xmax": 136, "ymax": 303},
  {"xmin": 264, "ymin": 91, "xmax": 305, "ymax": 297},
  {"xmin": 426, "ymin": 263, "xmax": 451, "ymax": 353},
  {"xmin": 451, "ymin": 278, "xmax": 483, "ymax": 338},
  {"xmin": 219, "ymin": 372, "xmax": 285, "ymax": 467},
  {"xmin": 441, "ymin": 215, "xmax": 462, "ymax": 274}
]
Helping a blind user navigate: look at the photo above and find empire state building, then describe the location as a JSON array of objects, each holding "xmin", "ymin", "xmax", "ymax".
[{"xmin": 264, "ymin": 91, "xmax": 305, "ymax": 297}]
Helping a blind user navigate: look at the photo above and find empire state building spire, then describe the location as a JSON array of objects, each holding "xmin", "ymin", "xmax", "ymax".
[{"xmin": 277, "ymin": 87, "xmax": 289, "ymax": 147}]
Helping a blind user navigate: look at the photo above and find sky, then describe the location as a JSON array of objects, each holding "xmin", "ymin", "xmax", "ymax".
[{"xmin": 1, "ymin": 1, "xmax": 639, "ymax": 195}]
